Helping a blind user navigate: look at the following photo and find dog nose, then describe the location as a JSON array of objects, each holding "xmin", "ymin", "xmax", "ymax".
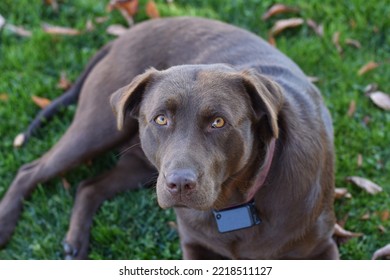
[{"xmin": 166, "ymin": 169, "xmax": 197, "ymax": 194}]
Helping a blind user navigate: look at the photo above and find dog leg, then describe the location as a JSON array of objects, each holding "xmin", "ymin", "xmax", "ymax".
[
  {"xmin": 181, "ymin": 242, "xmax": 225, "ymax": 260},
  {"xmin": 63, "ymin": 149, "xmax": 156, "ymax": 259},
  {"xmin": 0, "ymin": 116, "xmax": 135, "ymax": 248},
  {"xmin": 312, "ymin": 238, "xmax": 339, "ymax": 260}
]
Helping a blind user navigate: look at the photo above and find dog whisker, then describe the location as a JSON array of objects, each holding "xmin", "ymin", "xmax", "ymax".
[{"xmin": 115, "ymin": 142, "xmax": 141, "ymax": 158}]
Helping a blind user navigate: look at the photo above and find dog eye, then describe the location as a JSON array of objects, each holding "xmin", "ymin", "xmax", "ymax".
[
  {"xmin": 154, "ymin": 114, "xmax": 168, "ymax": 126},
  {"xmin": 211, "ymin": 117, "xmax": 225, "ymax": 129}
]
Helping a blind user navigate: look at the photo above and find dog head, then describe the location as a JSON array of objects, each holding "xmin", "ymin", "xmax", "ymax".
[{"xmin": 111, "ymin": 64, "xmax": 283, "ymax": 210}]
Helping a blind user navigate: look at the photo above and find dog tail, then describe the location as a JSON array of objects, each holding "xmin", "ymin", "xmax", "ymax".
[{"xmin": 13, "ymin": 42, "xmax": 113, "ymax": 147}]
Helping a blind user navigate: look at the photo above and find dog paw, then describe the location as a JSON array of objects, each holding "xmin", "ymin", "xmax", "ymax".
[{"xmin": 63, "ymin": 241, "xmax": 79, "ymax": 260}]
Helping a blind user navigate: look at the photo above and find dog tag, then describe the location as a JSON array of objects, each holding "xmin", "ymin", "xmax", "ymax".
[{"xmin": 213, "ymin": 202, "xmax": 261, "ymax": 233}]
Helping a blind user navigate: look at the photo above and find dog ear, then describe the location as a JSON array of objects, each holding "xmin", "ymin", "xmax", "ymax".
[
  {"xmin": 240, "ymin": 69, "xmax": 284, "ymax": 139},
  {"xmin": 110, "ymin": 68, "xmax": 157, "ymax": 130}
]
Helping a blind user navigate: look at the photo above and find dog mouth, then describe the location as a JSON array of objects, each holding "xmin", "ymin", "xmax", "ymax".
[{"xmin": 155, "ymin": 174, "xmax": 218, "ymax": 211}]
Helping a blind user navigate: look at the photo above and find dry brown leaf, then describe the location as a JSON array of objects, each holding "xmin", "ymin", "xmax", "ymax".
[
  {"xmin": 358, "ymin": 61, "xmax": 379, "ymax": 76},
  {"xmin": 346, "ymin": 176, "xmax": 382, "ymax": 194},
  {"xmin": 345, "ymin": 38, "xmax": 361, "ymax": 49},
  {"xmin": 306, "ymin": 19, "xmax": 323, "ymax": 37},
  {"xmin": 380, "ymin": 210, "xmax": 390, "ymax": 222},
  {"xmin": 85, "ymin": 19, "xmax": 95, "ymax": 32},
  {"xmin": 32, "ymin": 95, "xmax": 51, "ymax": 109},
  {"xmin": 270, "ymin": 18, "xmax": 304, "ymax": 37},
  {"xmin": 42, "ymin": 23, "xmax": 80, "ymax": 35},
  {"xmin": 168, "ymin": 221, "xmax": 178, "ymax": 230},
  {"xmin": 347, "ymin": 100, "xmax": 356, "ymax": 117},
  {"xmin": 307, "ymin": 76, "xmax": 320, "ymax": 83},
  {"xmin": 0, "ymin": 14, "xmax": 5, "ymax": 30},
  {"xmin": 0, "ymin": 93, "xmax": 8, "ymax": 101},
  {"xmin": 6, "ymin": 24, "xmax": 32, "ymax": 37},
  {"xmin": 364, "ymin": 83, "xmax": 378, "ymax": 95},
  {"xmin": 268, "ymin": 36, "xmax": 276, "ymax": 46},
  {"xmin": 334, "ymin": 188, "xmax": 352, "ymax": 199},
  {"xmin": 372, "ymin": 244, "xmax": 390, "ymax": 260},
  {"xmin": 369, "ymin": 91, "xmax": 390, "ymax": 111},
  {"xmin": 261, "ymin": 4, "xmax": 300, "ymax": 21},
  {"xmin": 378, "ymin": 225, "xmax": 387, "ymax": 233},
  {"xmin": 332, "ymin": 31, "xmax": 342, "ymax": 54},
  {"xmin": 44, "ymin": 0, "xmax": 59, "ymax": 12},
  {"xmin": 95, "ymin": 16, "xmax": 109, "ymax": 24},
  {"xmin": 360, "ymin": 212, "xmax": 370, "ymax": 220},
  {"xmin": 333, "ymin": 223, "xmax": 363, "ymax": 245},
  {"xmin": 57, "ymin": 71, "xmax": 72, "ymax": 90},
  {"xmin": 146, "ymin": 1, "xmax": 160, "ymax": 19},
  {"xmin": 61, "ymin": 177, "xmax": 71, "ymax": 190},
  {"xmin": 106, "ymin": 24, "xmax": 128, "ymax": 36},
  {"xmin": 108, "ymin": 0, "xmax": 138, "ymax": 26},
  {"xmin": 13, "ymin": 133, "xmax": 26, "ymax": 148},
  {"xmin": 357, "ymin": 154, "xmax": 363, "ymax": 167},
  {"xmin": 108, "ymin": 0, "xmax": 138, "ymax": 16}
]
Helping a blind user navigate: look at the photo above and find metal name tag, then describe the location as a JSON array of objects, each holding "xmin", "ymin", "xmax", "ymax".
[{"xmin": 213, "ymin": 202, "xmax": 261, "ymax": 233}]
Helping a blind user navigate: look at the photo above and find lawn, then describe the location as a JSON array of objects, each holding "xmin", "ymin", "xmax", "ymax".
[{"xmin": 0, "ymin": 0, "xmax": 389, "ymax": 259}]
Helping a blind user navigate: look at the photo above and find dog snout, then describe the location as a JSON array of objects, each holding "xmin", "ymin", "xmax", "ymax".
[{"xmin": 166, "ymin": 169, "xmax": 197, "ymax": 195}]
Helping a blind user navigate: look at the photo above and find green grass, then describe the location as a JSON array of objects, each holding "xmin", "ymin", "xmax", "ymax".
[{"xmin": 0, "ymin": 0, "xmax": 389, "ymax": 259}]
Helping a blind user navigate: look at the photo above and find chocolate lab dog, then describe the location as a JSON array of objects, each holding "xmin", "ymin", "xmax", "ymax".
[{"xmin": 0, "ymin": 17, "xmax": 338, "ymax": 259}]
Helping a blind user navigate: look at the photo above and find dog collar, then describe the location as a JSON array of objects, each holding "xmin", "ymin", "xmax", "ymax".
[{"xmin": 213, "ymin": 138, "xmax": 276, "ymax": 233}]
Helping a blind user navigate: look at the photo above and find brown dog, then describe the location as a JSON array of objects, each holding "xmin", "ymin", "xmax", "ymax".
[{"xmin": 0, "ymin": 17, "xmax": 338, "ymax": 259}]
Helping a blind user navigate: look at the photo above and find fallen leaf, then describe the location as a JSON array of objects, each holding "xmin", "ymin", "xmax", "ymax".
[
  {"xmin": 333, "ymin": 223, "xmax": 363, "ymax": 245},
  {"xmin": 345, "ymin": 38, "xmax": 361, "ymax": 49},
  {"xmin": 358, "ymin": 61, "xmax": 379, "ymax": 76},
  {"xmin": 306, "ymin": 19, "xmax": 323, "ymax": 37},
  {"xmin": 332, "ymin": 31, "xmax": 342, "ymax": 54},
  {"xmin": 268, "ymin": 36, "xmax": 276, "ymax": 46},
  {"xmin": 380, "ymin": 210, "xmax": 390, "ymax": 222},
  {"xmin": 0, "ymin": 14, "xmax": 5, "ymax": 30},
  {"xmin": 108, "ymin": 0, "xmax": 138, "ymax": 26},
  {"xmin": 360, "ymin": 212, "xmax": 370, "ymax": 220},
  {"xmin": 334, "ymin": 188, "xmax": 352, "ymax": 199},
  {"xmin": 372, "ymin": 244, "xmax": 390, "ymax": 260},
  {"xmin": 13, "ymin": 133, "xmax": 26, "ymax": 148},
  {"xmin": 261, "ymin": 4, "xmax": 300, "ymax": 21},
  {"xmin": 106, "ymin": 24, "xmax": 128, "ymax": 36},
  {"xmin": 357, "ymin": 154, "xmax": 363, "ymax": 167},
  {"xmin": 347, "ymin": 100, "xmax": 356, "ymax": 117},
  {"xmin": 42, "ymin": 23, "xmax": 80, "ymax": 35},
  {"xmin": 369, "ymin": 91, "xmax": 390, "ymax": 111},
  {"xmin": 108, "ymin": 0, "xmax": 138, "ymax": 16},
  {"xmin": 0, "ymin": 93, "xmax": 8, "ymax": 101},
  {"xmin": 307, "ymin": 76, "xmax": 320, "ymax": 83},
  {"xmin": 95, "ymin": 16, "xmax": 109, "ymax": 24},
  {"xmin": 346, "ymin": 176, "xmax": 382, "ymax": 194},
  {"xmin": 168, "ymin": 221, "xmax": 177, "ymax": 230},
  {"xmin": 57, "ymin": 72, "xmax": 72, "ymax": 90},
  {"xmin": 378, "ymin": 225, "xmax": 387, "ymax": 233},
  {"xmin": 146, "ymin": 0, "xmax": 160, "ymax": 19},
  {"xmin": 6, "ymin": 24, "xmax": 32, "ymax": 37},
  {"xmin": 44, "ymin": 0, "xmax": 59, "ymax": 12},
  {"xmin": 364, "ymin": 83, "xmax": 378, "ymax": 95},
  {"xmin": 32, "ymin": 95, "xmax": 51, "ymax": 109},
  {"xmin": 269, "ymin": 18, "xmax": 304, "ymax": 37},
  {"xmin": 62, "ymin": 177, "xmax": 71, "ymax": 190},
  {"xmin": 85, "ymin": 19, "xmax": 95, "ymax": 32}
]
